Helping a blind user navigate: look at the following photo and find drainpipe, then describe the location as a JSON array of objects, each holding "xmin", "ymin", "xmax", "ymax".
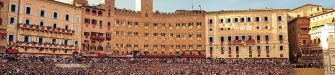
[{"xmin": 15, "ymin": 0, "xmax": 21, "ymax": 46}]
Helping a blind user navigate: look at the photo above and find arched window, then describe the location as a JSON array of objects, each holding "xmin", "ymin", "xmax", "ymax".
[
  {"xmin": 98, "ymin": 11, "xmax": 103, "ymax": 16},
  {"xmin": 92, "ymin": 10, "xmax": 97, "ymax": 15},
  {"xmin": 85, "ymin": 9, "xmax": 90, "ymax": 14}
]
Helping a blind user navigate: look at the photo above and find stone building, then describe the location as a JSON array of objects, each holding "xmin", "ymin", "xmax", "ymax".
[
  {"xmin": 288, "ymin": 17, "xmax": 322, "ymax": 63},
  {"xmin": 289, "ymin": 4, "xmax": 333, "ymax": 19},
  {"xmin": 205, "ymin": 9, "xmax": 289, "ymax": 59},
  {"xmin": 0, "ymin": 0, "xmax": 82, "ymax": 56},
  {"xmin": 75, "ymin": 0, "xmax": 206, "ymax": 57},
  {"xmin": 309, "ymin": 10, "xmax": 335, "ymax": 75}
]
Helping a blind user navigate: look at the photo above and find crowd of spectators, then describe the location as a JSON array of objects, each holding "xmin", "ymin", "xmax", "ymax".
[{"xmin": 0, "ymin": 56, "xmax": 294, "ymax": 75}]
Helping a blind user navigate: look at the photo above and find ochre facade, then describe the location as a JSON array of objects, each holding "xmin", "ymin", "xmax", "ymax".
[
  {"xmin": 77, "ymin": 0, "xmax": 206, "ymax": 57},
  {"xmin": 205, "ymin": 9, "xmax": 289, "ymax": 59},
  {"xmin": 1, "ymin": 0, "xmax": 82, "ymax": 56}
]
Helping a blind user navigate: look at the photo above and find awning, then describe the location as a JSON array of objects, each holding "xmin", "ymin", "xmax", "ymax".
[
  {"xmin": 6, "ymin": 49, "xmax": 18, "ymax": 54},
  {"xmin": 0, "ymin": 50, "xmax": 6, "ymax": 54}
]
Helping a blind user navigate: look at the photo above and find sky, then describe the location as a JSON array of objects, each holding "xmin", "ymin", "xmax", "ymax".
[{"xmin": 57, "ymin": 0, "xmax": 335, "ymax": 12}]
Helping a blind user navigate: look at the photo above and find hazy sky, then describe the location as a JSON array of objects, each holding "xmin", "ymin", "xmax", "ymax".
[{"xmin": 57, "ymin": 0, "xmax": 335, "ymax": 12}]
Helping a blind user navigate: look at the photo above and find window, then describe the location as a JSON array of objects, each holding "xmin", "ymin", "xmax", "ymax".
[
  {"xmin": 249, "ymin": 46, "xmax": 253, "ymax": 50},
  {"xmin": 65, "ymin": 25, "xmax": 69, "ymax": 30},
  {"xmin": 9, "ymin": 35, "xmax": 14, "ymax": 42},
  {"xmin": 64, "ymin": 40, "xmax": 68, "ymax": 45},
  {"xmin": 234, "ymin": 18, "xmax": 238, "ymax": 22},
  {"xmin": 278, "ymin": 35, "xmax": 283, "ymax": 41},
  {"xmin": 53, "ymin": 12, "xmax": 58, "ymax": 19},
  {"xmin": 65, "ymin": 14, "xmax": 70, "ymax": 21},
  {"xmin": 220, "ymin": 19, "xmax": 224, "ymax": 23},
  {"xmin": 24, "ymin": 36, "xmax": 29, "ymax": 43},
  {"xmin": 76, "ymin": 17, "xmax": 80, "ymax": 23},
  {"xmin": 257, "ymin": 46, "xmax": 261, "ymax": 50},
  {"xmin": 277, "ymin": 16, "xmax": 282, "ymax": 21},
  {"xmin": 53, "ymin": 23, "xmax": 57, "ymax": 29},
  {"xmin": 220, "ymin": 36, "xmax": 224, "ymax": 42},
  {"xmin": 248, "ymin": 36, "xmax": 252, "ymax": 40},
  {"xmin": 40, "ymin": 10, "xmax": 45, "ymax": 17},
  {"xmin": 264, "ymin": 16, "xmax": 268, "ymax": 22},
  {"xmin": 9, "ymin": 17, "xmax": 15, "ymax": 24},
  {"xmin": 257, "ymin": 35, "xmax": 261, "ymax": 41},
  {"xmin": 75, "ymin": 41, "xmax": 78, "ymax": 45},
  {"xmin": 39, "ymin": 21, "xmax": 44, "ymax": 26},
  {"xmin": 227, "ymin": 18, "xmax": 231, "ymax": 23},
  {"xmin": 38, "ymin": 37, "xmax": 43, "ymax": 44},
  {"xmin": 0, "ymin": 2, "xmax": 3, "ymax": 8},
  {"xmin": 266, "ymin": 46, "xmax": 270, "ymax": 50},
  {"xmin": 208, "ymin": 19, "xmax": 213, "ymax": 24},
  {"xmin": 209, "ymin": 37, "xmax": 213, "ymax": 42},
  {"xmin": 25, "ymin": 19, "xmax": 31, "ymax": 24},
  {"xmin": 242, "ymin": 36, "xmax": 245, "ymax": 40},
  {"xmin": 247, "ymin": 17, "xmax": 251, "ymax": 22},
  {"xmin": 221, "ymin": 47, "xmax": 225, "ymax": 54},
  {"xmin": 10, "ymin": 4, "xmax": 17, "ymax": 12},
  {"xmin": 265, "ymin": 26, "xmax": 270, "ymax": 29},
  {"xmin": 235, "ymin": 36, "xmax": 239, "ymax": 40},
  {"xmin": 303, "ymin": 40, "xmax": 307, "ymax": 44},
  {"xmin": 240, "ymin": 18, "xmax": 245, "ymax": 22},
  {"xmin": 256, "ymin": 26, "xmax": 261, "ymax": 30},
  {"xmin": 209, "ymin": 47, "xmax": 213, "ymax": 54},
  {"xmin": 255, "ymin": 17, "xmax": 260, "ymax": 22},
  {"xmin": 228, "ymin": 36, "xmax": 232, "ymax": 41},
  {"xmin": 278, "ymin": 26, "xmax": 283, "ymax": 29},
  {"xmin": 25, "ymin": 6, "xmax": 31, "ymax": 14},
  {"xmin": 265, "ymin": 35, "xmax": 270, "ymax": 41},
  {"xmin": 52, "ymin": 39, "xmax": 56, "ymax": 44},
  {"xmin": 279, "ymin": 46, "xmax": 284, "ymax": 51}
]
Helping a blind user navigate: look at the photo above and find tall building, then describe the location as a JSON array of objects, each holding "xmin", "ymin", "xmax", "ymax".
[
  {"xmin": 1, "ymin": 0, "xmax": 82, "ymax": 56},
  {"xmin": 0, "ymin": 1, "xmax": 7, "ymax": 54},
  {"xmin": 205, "ymin": 9, "xmax": 289, "ymax": 59},
  {"xmin": 289, "ymin": 4, "xmax": 327, "ymax": 19},
  {"xmin": 135, "ymin": 0, "xmax": 141, "ymax": 11},
  {"xmin": 309, "ymin": 10, "xmax": 335, "ymax": 75},
  {"xmin": 288, "ymin": 17, "xmax": 322, "ymax": 63},
  {"xmin": 78, "ymin": 0, "xmax": 206, "ymax": 57}
]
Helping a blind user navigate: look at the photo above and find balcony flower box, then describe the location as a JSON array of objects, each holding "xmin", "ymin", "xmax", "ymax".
[{"xmin": 90, "ymin": 36, "xmax": 105, "ymax": 41}]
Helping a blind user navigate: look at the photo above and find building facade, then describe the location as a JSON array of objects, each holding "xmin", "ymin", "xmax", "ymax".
[
  {"xmin": 289, "ymin": 4, "xmax": 327, "ymax": 19},
  {"xmin": 76, "ymin": 0, "xmax": 206, "ymax": 57},
  {"xmin": 309, "ymin": 10, "xmax": 335, "ymax": 75},
  {"xmin": 288, "ymin": 17, "xmax": 322, "ymax": 63},
  {"xmin": 205, "ymin": 9, "xmax": 289, "ymax": 59},
  {"xmin": 0, "ymin": 1, "xmax": 8, "ymax": 54},
  {"xmin": 1, "ymin": 0, "xmax": 82, "ymax": 56}
]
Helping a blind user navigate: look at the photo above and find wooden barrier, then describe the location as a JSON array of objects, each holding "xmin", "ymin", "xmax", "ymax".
[{"xmin": 294, "ymin": 68, "xmax": 324, "ymax": 75}]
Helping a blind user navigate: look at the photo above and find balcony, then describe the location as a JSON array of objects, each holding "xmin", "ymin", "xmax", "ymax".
[
  {"xmin": 106, "ymin": 36, "xmax": 111, "ymax": 40},
  {"xmin": 208, "ymin": 42, "xmax": 213, "ymax": 46},
  {"xmin": 90, "ymin": 36, "xmax": 105, "ymax": 41},
  {"xmin": 0, "ymin": 31, "xmax": 6, "ymax": 38},
  {"xmin": 266, "ymin": 50, "xmax": 270, "ymax": 54},
  {"xmin": 6, "ymin": 49, "xmax": 18, "ymax": 54},
  {"xmin": 19, "ymin": 24, "xmax": 75, "ymax": 35},
  {"xmin": 245, "ymin": 39, "xmax": 256, "ymax": 45},
  {"xmin": 232, "ymin": 40, "xmax": 242, "ymax": 45},
  {"xmin": 17, "ymin": 41, "xmax": 78, "ymax": 50}
]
